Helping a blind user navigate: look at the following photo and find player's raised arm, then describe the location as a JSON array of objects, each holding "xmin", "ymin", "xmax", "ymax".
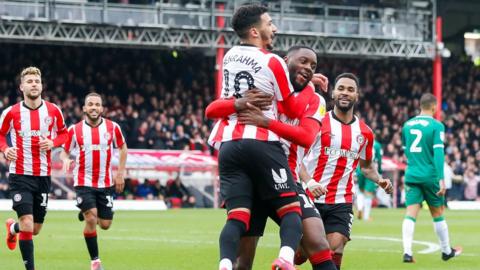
[{"xmin": 204, "ymin": 89, "xmax": 273, "ymax": 119}]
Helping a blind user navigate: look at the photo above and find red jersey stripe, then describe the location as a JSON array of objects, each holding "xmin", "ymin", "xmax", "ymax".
[
  {"xmin": 325, "ymin": 122, "xmax": 352, "ymax": 204},
  {"xmin": 268, "ymin": 57, "xmax": 292, "ymax": 100},
  {"xmin": 29, "ymin": 108, "xmax": 41, "ymax": 176},
  {"xmin": 313, "ymin": 114, "xmax": 331, "ymax": 182},
  {"xmin": 104, "ymin": 120, "xmax": 114, "ymax": 187},
  {"xmin": 12, "ymin": 105, "xmax": 24, "ymax": 175},
  {"xmin": 75, "ymin": 123, "xmax": 85, "ymax": 186},
  {"xmin": 91, "ymin": 125, "xmax": 100, "ymax": 188}
]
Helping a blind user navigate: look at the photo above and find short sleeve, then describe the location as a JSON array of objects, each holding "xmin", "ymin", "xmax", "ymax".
[
  {"xmin": 113, "ymin": 122, "xmax": 126, "ymax": 148},
  {"xmin": 267, "ymin": 55, "xmax": 294, "ymax": 101}
]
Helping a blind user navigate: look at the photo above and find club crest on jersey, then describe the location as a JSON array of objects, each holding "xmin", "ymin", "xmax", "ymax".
[
  {"xmin": 104, "ymin": 132, "xmax": 111, "ymax": 141},
  {"xmin": 356, "ymin": 134, "xmax": 365, "ymax": 145},
  {"xmin": 272, "ymin": 168, "xmax": 289, "ymax": 190},
  {"xmin": 44, "ymin": 116, "xmax": 53, "ymax": 125},
  {"xmin": 13, "ymin": 194, "xmax": 22, "ymax": 202}
]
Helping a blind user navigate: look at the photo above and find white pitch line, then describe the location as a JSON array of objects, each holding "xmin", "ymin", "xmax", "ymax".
[
  {"xmin": 54, "ymin": 235, "xmax": 478, "ymax": 257},
  {"xmin": 353, "ymin": 235, "xmax": 440, "ymax": 254}
]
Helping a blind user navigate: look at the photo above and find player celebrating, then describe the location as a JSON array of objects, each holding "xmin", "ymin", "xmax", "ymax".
[
  {"xmin": 60, "ymin": 93, "xmax": 127, "ymax": 270},
  {"xmin": 355, "ymin": 138, "xmax": 382, "ymax": 221},
  {"xmin": 207, "ymin": 5, "xmax": 304, "ymax": 270},
  {"xmin": 1, "ymin": 66, "xmax": 68, "ymax": 270},
  {"xmin": 206, "ymin": 46, "xmax": 336, "ymax": 270},
  {"xmin": 401, "ymin": 93, "xmax": 461, "ymax": 263},
  {"xmin": 301, "ymin": 73, "xmax": 393, "ymax": 270}
]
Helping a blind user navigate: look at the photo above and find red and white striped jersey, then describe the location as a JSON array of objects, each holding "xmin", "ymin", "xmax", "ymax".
[
  {"xmin": 0, "ymin": 100, "xmax": 66, "ymax": 176},
  {"xmin": 278, "ymin": 84, "xmax": 326, "ymax": 182},
  {"xmin": 303, "ymin": 111, "xmax": 374, "ymax": 204},
  {"xmin": 208, "ymin": 45, "xmax": 295, "ymax": 148},
  {"xmin": 64, "ymin": 118, "xmax": 125, "ymax": 188}
]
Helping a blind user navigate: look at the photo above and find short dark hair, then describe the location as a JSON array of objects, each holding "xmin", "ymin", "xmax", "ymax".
[
  {"xmin": 84, "ymin": 92, "xmax": 102, "ymax": 105},
  {"xmin": 420, "ymin": 93, "xmax": 437, "ymax": 110},
  {"xmin": 231, "ymin": 4, "xmax": 268, "ymax": 39},
  {"xmin": 335, "ymin": 73, "xmax": 360, "ymax": 89},
  {"xmin": 287, "ymin": 45, "xmax": 316, "ymax": 56}
]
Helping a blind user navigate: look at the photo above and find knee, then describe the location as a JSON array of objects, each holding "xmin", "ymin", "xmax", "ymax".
[
  {"xmin": 304, "ymin": 237, "xmax": 330, "ymax": 254},
  {"xmin": 84, "ymin": 213, "xmax": 98, "ymax": 225},
  {"xmin": 99, "ymin": 222, "xmax": 111, "ymax": 230},
  {"xmin": 19, "ymin": 216, "xmax": 34, "ymax": 232}
]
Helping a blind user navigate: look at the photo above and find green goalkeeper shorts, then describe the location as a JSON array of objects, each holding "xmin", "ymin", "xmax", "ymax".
[{"xmin": 405, "ymin": 181, "xmax": 444, "ymax": 207}]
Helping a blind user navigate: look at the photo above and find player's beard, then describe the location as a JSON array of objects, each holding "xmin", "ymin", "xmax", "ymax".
[
  {"xmin": 289, "ymin": 72, "xmax": 308, "ymax": 92},
  {"xmin": 260, "ymin": 30, "xmax": 274, "ymax": 51},
  {"xmin": 86, "ymin": 112, "xmax": 101, "ymax": 124},
  {"xmin": 25, "ymin": 89, "xmax": 41, "ymax": 101},
  {"xmin": 335, "ymin": 99, "xmax": 355, "ymax": 112}
]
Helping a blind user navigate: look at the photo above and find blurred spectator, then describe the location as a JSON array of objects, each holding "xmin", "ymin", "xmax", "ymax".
[
  {"xmin": 151, "ymin": 180, "xmax": 167, "ymax": 201},
  {"xmin": 464, "ymin": 169, "xmax": 480, "ymax": 201},
  {"xmin": 166, "ymin": 176, "xmax": 196, "ymax": 208},
  {"xmin": 136, "ymin": 179, "xmax": 154, "ymax": 200}
]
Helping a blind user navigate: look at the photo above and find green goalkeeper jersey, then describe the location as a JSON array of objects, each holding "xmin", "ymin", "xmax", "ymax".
[{"xmin": 402, "ymin": 115, "xmax": 445, "ymax": 183}]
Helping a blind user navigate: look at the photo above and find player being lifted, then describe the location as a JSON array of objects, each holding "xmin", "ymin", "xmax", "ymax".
[
  {"xmin": 207, "ymin": 4, "xmax": 304, "ymax": 270},
  {"xmin": 355, "ymin": 138, "xmax": 382, "ymax": 221},
  {"xmin": 206, "ymin": 46, "xmax": 336, "ymax": 270},
  {"xmin": 60, "ymin": 93, "xmax": 127, "ymax": 270},
  {"xmin": 401, "ymin": 93, "xmax": 461, "ymax": 263},
  {"xmin": 301, "ymin": 73, "xmax": 393, "ymax": 270},
  {"xmin": 1, "ymin": 67, "xmax": 68, "ymax": 270}
]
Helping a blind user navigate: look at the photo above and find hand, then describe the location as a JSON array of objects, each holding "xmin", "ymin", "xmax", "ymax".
[
  {"xmin": 114, "ymin": 171, "xmax": 125, "ymax": 193},
  {"xmin": 311, "ymin": 73, "xmax": 329, "ymax": 92},
  {"xmin": 306, "ymin": 179, "xmax": 327, "ymax": 198},
  {"xmin": 39, "ymin": 137, "xmax": 54, "ymax": 151},
  {"xmin": 436, "ymin": 180, "xmax": 446, "ymax": 196},
  {"xmin": 234, "ymin": 89, "xmax": 273, "ymax": 111},
  {"xmin": 62, "ymin": 158, "xmax": 74, "ymax": 173},
  {"xmin": 378, "ymin": 178, "xmax": 393, "ymax": 194},
  {"xmin": 237, "ymin": 103, "xmax": 270, "ymax": 127},
  {"xmin": 3, "ymin": 147, "xmax": 18, "ymax": 161}
]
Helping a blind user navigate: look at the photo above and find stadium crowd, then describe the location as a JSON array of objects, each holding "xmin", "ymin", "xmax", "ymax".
[{"xmin": 0, "ymin": 44, "xmax": 478, "ymax": 202}]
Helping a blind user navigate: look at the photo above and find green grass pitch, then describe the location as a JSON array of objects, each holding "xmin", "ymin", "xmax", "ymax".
[{"xmin": 0, "ymin": 208, "xmax": 477, "ymax": 269}]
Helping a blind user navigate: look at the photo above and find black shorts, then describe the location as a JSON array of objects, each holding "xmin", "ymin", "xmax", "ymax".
[
  {"xmin": 75, "ymin": 186, "xmax": 115, "ymax": 220},
  {"xmin": 245, "ymin": 183, "xmax": 320, "ymax": 237},
  {"xmin": 8, "ymin": 174, "xmax": 51, "ymax": 224},
  {"xmin": 219, "ymin": 139, "xmax": 298, "ymax": 211},
  {"xmin": 315, "ymin": 203, "xmax": 354, "ymax": 240}
]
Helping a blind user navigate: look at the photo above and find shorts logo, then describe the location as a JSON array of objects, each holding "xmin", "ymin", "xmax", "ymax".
[
  {"xmin": 104, "ymin": 132, "xmax": 111, "ymax": 141},
  {"xmin": 76, "ymin": 196, "xmax": 83, "ymax": 205},
  {"xmin": 13, "ymin": 194, "xmax": 22, "ymax": 202},
  {"xmin": 356, "ymin": 134, "xmax": 365, "ymax": 145},
  {"xmin": 272, "ymin": 168, "xmax": 289, "ymax": 190},
  {"xmin": 44, "ymin": 116, "xmax": 53, "ymax": 125}
]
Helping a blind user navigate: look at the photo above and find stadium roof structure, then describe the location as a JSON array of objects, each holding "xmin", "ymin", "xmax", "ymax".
[{"xmin": 0, "ymin": 0, "xmax": 436, "ymax": 59}]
